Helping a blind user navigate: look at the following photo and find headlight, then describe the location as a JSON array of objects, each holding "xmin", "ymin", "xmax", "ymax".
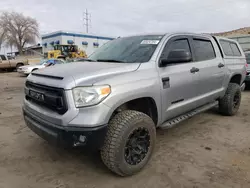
[{"xmin": 72, "ymin": 85, "xmax": 111, "ymax": 107}]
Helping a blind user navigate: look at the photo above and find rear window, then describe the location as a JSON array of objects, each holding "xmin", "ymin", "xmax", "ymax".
[
  {"xmin": 193, "ymin": 39, "xmax": 216, "ymax": 61},
  {"xmin": 219, "ymin": 40, "xmax": 242, "ymax": 56}
]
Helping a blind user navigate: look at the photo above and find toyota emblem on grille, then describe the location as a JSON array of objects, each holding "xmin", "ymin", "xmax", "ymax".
[{"xmin": 29, "ymin": 90, "xmax": 45, "ymax": 101}]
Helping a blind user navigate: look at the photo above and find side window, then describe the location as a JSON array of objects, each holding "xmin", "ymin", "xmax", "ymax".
[
  {"xmin": 219, "ymin": 40, "xmax": 234, "ymax": 56},
  {"xmin": 161, "ymin": 39, "xmax": 191, "ymax": 59},
  {"xmin": 193, "ymin": 39, "xmax": 216, "ymax": 61},
  {"xmin": 0, "ymin": 55, "xmax": 7, "ymax": 60},
  {"xmin": 230, "ymin": 43, "xmax": 241, "ymax": 56}
]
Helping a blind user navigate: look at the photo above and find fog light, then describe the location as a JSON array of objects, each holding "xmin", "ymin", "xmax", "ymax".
[
  {"xmin": 79, "ymin": 135, "xmax": 86, "ymax": 143},
  {"xmin": 73, "ymin": 135, "xmax": 87, "ymax": 147}
]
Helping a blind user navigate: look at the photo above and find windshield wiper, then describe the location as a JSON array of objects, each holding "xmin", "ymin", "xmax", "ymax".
[{"xmin": 95, "ymin": 59, "xmax": 126, "ymax": 63}]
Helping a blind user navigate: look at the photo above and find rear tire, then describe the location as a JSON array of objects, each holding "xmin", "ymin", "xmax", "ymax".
[
  {"xmin": 219, "ymin": 83, "xmax": 241, "ymax": 116},
  {"xmin": 101, "ymin": 110, "xmax": 156, "ymax": 176}
]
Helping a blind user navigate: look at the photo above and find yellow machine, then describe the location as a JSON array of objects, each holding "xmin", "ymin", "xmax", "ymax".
[{"xmin": 47, "ymin": 44, "xmax": 87, "ymax": 60}]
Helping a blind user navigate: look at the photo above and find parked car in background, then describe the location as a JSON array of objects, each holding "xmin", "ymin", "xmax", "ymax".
[
  {"xmin": 0, "ymin": 54, "xmax": 28, "ymax": 71},
  {"xmin": 17, "ymin": 59, "xmax": 66, "ymax": 75},
  {"xmin": 244, "ymin": 51, "xmax": 250, "ymax": 86}
]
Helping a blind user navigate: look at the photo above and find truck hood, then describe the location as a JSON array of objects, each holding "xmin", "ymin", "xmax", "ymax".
[{"xmin": 32, "ymin": 61, "xmax": 140, "ymax": 88}]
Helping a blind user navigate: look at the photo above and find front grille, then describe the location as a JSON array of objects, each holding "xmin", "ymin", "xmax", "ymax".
[{"xmin": 25, "ymin": 81, "xmax": 68, "ymax": 114}]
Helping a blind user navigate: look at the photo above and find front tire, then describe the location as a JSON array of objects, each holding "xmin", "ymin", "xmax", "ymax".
[
  {"xmin": 101, "ymin": 110, "xmax": 156, "ymax": 176},
  {"xmin": 219, "ymin": 83, "xmax": 241, "ymax": 116}
]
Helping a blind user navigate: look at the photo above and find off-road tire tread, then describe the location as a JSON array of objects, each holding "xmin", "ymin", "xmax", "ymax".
[
  {"xmin": 219, "ymin": 83, "xmax": 241, "ymax": 116},
  {"xmin": 100, "ymin": 110, "xmax": 155, "ymax": 176}
]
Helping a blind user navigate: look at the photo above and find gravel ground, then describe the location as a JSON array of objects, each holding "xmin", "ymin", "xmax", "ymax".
[{"xmin": 0, "ymin": 72, "xmax": 250, "ymax": 188}]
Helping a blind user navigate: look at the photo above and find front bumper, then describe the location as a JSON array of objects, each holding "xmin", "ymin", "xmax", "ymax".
[
  {"xmin": 17, "ymin": 69, "xmax": 30, "ymax": 75},
  {"xmin": 23, "ymin": 107, "xmax": 107, "ymax": 149}
]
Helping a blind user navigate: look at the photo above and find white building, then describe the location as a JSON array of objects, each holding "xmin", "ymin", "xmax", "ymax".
[{"xmin": 41, "ymin": 30, "xmax": 115, "ymax": 56}]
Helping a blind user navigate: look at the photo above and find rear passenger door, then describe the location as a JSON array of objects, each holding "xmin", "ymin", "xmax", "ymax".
[{"xmin": 190, "ymin": 37, "xmax": 226, "ymax": 105}]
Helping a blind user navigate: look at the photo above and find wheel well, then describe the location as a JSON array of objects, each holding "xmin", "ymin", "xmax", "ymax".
[
  {"xmin": 112, "ymin": 97, "xmax": 158, "ymax": 125},
  {"xmin": 16, "ymin": 63, "xmax": 24, "ymax": 67},
  {"xmin": 230, "ymin": 74, "xmax": 241, "ymax": 85}
]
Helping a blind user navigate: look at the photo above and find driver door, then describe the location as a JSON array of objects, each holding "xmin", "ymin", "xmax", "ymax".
[{"xmin": 158, "ymin": 35, "xmax": 200, "ymax": 122}]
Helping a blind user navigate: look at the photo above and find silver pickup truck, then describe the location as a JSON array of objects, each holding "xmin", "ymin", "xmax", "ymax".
[{"xmin": 22, "ymin": 33, "xmax": 246, "ymax": 176}]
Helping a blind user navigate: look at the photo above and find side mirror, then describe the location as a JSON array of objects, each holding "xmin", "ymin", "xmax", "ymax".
[{"xmin": 160, "ymin": 49, "xmax": 192, "ymax": 67}]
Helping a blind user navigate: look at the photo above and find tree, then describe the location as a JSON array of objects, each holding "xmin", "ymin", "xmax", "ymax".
[
  {"xmin": 0, "ymin": 28, "xmax": 5, "ymax": 52},
  {"xmin": 0, "ymin": 11, "xmax": 39, "ymax": 54}
]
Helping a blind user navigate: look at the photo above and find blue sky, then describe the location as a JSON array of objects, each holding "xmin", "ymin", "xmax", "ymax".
[{"xmin": 0, "ymin": 0, "xmax": 250, "ymax": 53}]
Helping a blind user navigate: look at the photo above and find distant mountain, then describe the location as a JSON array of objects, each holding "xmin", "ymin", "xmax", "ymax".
[{"xmin": 213, "ymin": 27, "xmax": 250, "ymax": 37}]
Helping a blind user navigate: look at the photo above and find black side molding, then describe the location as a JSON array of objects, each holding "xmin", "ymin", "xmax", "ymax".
[{"xmin": 171, "ymin": 99, "xmax": 184, "ymax": 104}]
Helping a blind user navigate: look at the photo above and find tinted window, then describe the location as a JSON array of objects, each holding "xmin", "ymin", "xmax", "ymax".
[
  {"xmin": 0, "ymin": 55, "xmax": 7, "ymax": 60},
  {"xmin": 170, "ymin": 39, "xmax": 191, "ymax": 52},
  {"xmin": 220, "ymin": 40, "xmax": 234, "ymax": 56},
  {"xmin": 230, "ymin": 43, "xmax": 241, "ymax": 56},
  {"xmin": 193, "ymin": 39, "xmax": 216, "ymax": 61},
  {"xmin": 161, "ymin": 39, "xmax": 191, "ymax": 59}
]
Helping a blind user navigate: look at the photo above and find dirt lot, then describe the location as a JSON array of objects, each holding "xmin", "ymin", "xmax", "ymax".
[{"xmin": 0, "ymin": 72, "xmax": 250, "ymax": 188}]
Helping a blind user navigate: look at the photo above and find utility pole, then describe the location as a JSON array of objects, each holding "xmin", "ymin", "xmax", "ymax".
[{"xmin": 83, "ymin": 9, "xmax": 91, "ymax": 33}]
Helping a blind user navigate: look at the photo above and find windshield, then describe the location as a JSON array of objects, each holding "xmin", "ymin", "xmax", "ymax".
[{"xmin": 88, "ymin": 35, "xmax": 163, "ymax": 63}]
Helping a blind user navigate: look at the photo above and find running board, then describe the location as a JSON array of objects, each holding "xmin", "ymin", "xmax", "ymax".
[{"xmin": 159, "ymin": 101, "xmax": 218, "ymax": 129}]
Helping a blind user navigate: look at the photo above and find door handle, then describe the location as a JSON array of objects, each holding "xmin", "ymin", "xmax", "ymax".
[
  {"xmin": 190, "ymin": 67, "xmax": 199, "ymax": 73},
  {"xmin": 218, "ymin": 63, "xmax": 225, "ymax": 68}
]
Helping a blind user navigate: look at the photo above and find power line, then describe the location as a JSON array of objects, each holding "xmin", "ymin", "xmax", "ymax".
[{"xmin": 83, "ymin": 9, "xmax": 91, "ymax": 33}]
